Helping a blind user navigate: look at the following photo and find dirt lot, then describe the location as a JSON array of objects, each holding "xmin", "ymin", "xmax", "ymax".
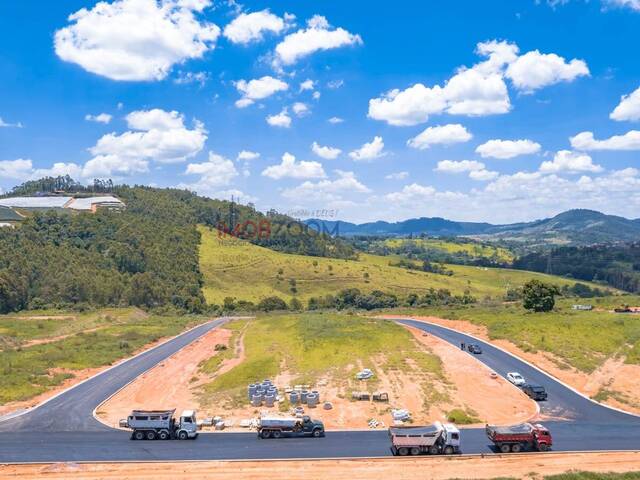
[
  {"xmin": 98, "ymin": 322, "xmax": 536, "ymax": 430},
  {"xmin": 97, "ymin": 327, "xmax": 234, "ymax": 427},
  {"xmin": 2, "ymin": 452, "xmax": 639, "ymax": 480},
  {"xmin": 383, "ymin": 315, "xmax": 640, "ymax": 415}
]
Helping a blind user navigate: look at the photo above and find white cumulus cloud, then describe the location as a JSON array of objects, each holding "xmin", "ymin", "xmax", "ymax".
[
  {"xmin": 368, "ymin": 40, "xmax": 589, "ymax": 126},
  {"xmin": 349, "ymin": 136, "xmax": 386, "ymax": 162},
  {"xmin": 262, "ymin": 152, "xmax": 325, "ymax": 180},
  {"xmin": 0, "ymin": 116, "xmax": 23, "ymax": 128},
  {"xmin": 299, "ymin": 79, "xmax": 315, "ymax": 91},
  {"xmin": 83, "ymin": 108, "xmax": 206, "ymax": 178},
  {"xmin": 570, "ymin": 130, "xmax": 640, "ymax": 151},
  {"xmin": 223, "ymin": 9, "xmax": 288, "ymax": 45},
  {"xmin": 273, "ymin": 15, "xmax": 362, "ymax": 67},
  {"xmin": 85, "ymin": 113, "xmax": 112, "ymax": 124},
  {"xmin": 311, "ymin": 141, "xmax": 341, "ymax": 159},
  {"xmin": 385, "ymin": 171, "xmax": 409, "ymax": 180},
  {"xmin": 435, "ymin": 160, "xmax": 485, "ymax": 173},
  {"xmin": 505, "ymin": 51, "xmax": 589, "ymax": 93},
  {"xmin": 237, "ymin": 150, "xmax": 260, "ymax": 161},
  {"xmin": 539, "ymin": 150, "xmax": 603, "ymax": 173},
  {"xmin": 610, "ymin": 86, "xmax": 640, "ymax": 122},
  {"xmin": 368, "ymin": 40, "xmax": 516, "ymax": 126},
  {"xmin": 266, "ymin": 109, "xmax": 292, "ymax": 128},
  {"xmin": 54, "ymin": 0, "xmax": 220, "ymax": 81},
  {"xmin": 469, "ymin": 169, "xmax": 499, "ymax": 181},
  {"xmin": 476, "ymin": 139, "xmax": 541, "ymax": 159},
  {"xmin": 407, "ymin": 124, "xmax": 472, "ymax": 149},
  {"xmin": 234, "ymin": 75, "xmax": 288, "ymax": 108},
  {"xmin": 292, "ymin": 102, "xmax": 310, "ymax": 117},
  {"xmin": 328, "ymin": 116, "xmax": 344, "ymax": 124},
  {"xmin": 282, "ymin": 170, "xmax": 370, "ymax": 202}
]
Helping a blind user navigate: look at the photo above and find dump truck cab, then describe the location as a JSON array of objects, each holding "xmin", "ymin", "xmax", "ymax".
[
  {"xmin": 177, "ymin": 410, "xmax": 198, "ymax": 439},
  {"xmin": 532, "ymin": 424, "xmax": 552, "ymax": 450}
]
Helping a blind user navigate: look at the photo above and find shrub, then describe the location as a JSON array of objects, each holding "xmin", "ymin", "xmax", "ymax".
[{"xmin": 257, "ymin": 296, "xmax": 288, "ymax": 312}]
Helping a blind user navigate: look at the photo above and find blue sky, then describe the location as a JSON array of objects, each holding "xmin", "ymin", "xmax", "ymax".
[{"xmin": 1, "ymin": 0, "xmax": 639, "ymax": 223}]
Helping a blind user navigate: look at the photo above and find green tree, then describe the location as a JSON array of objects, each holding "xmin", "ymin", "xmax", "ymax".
[{"xmin": 522, "ymin": 280, "xmax": 560, "ymax": 312}]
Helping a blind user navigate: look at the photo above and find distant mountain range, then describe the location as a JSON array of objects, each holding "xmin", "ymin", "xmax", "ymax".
[{"xmin": 306, "ymin": 209, "xmax": 640, "ymax": 246}]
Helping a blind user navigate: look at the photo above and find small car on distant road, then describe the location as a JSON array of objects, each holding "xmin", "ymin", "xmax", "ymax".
[
  {"xmin": 522, "ymin": 384, "xmax": 548, "ymax": 401},
  {"xmin": 507, "ymin": 372, "xmax": 526, "ymax": 386},
  {"xmin": 466, "ymin": 343, "xmax": 482, "ymax": 354}
]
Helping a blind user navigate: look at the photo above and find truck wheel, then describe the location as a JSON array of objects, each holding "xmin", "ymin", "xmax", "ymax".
[
  {"xmin": 500, "ymin": 444, "xmax": 510, "ymax": 454},
  {"xmin": 428, "ymin": 445, "xmax": 439, "ymax": 455},
  {"xmin": 312, "ymin": 429, "xmax": 322, "ymax": 438},
  {"xmin": 178, "ymin": 431, "xmax": 189, "ymax": 440},
  {"xmin": 272, "ymin": 430, "xmax": 282, "ymax": 439},
  {"xmin": 510, "ymin": 443, "xmax": 522, "ymax": 453},
  {"xmin": 538, "ymin": 443, "xmax": 549, "ymax": 452},
  {"xmin": 410, "ymin": 447, "xmax": 421, "ymax": 456},
  {"xmin": 261, "ymin": 430, "xmax": 272, "ymax": 439},
  {"xmin": 133, "ymin": 431, "xmax": 145, "ymax": 441},
  {"xmin": 146, "ymin": 431, "xmax": 156, "ymax": 441},
  {"xmin": 158, "ymin": 430, "xmax": 170, "ymax": 440},
  {"xmin": 444, "ymin": 446, "xmax": 454, "ymax": 455},
  {"xmin": 398, "ymin": 447, "xmax": 409, "ymax": 456}
]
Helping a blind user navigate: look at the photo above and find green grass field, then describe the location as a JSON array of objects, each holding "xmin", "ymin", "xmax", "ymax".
[
  {"xmin": 199, "ymin": 313, "xmax": 444, "ymax": 409},
  {"xmin": 0, "ymin": 308, "xmax": 206, "ymax": 404},
  {"xmin": 198, "ymin": 226, "xmax": 597, "ymax": 306},
  {"xmin": 389, "ymin": 297, "xmax": 640, "ymax": 373},
  {"xmin": 383, "ymin": 238, "xmax": 515, "ymax": 263}
]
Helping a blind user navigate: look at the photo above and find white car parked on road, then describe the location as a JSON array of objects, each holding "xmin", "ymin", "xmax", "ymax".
[{"xmin": 507, "ymin": 372, "xmax": 526, "ymax": 386}]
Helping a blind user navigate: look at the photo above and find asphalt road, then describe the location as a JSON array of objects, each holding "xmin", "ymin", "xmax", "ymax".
[{"xmin": 1, "ymin": 316, "xmax": 640, "ymax": 463}]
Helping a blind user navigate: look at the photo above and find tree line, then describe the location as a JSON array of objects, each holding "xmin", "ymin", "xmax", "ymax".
[
  {"xmin": 514, "ymin": 243, "xmax": 640, "ymax": 293},
  {"xmin": 0, "ymin": 178, "xmax": 356, "ymax": 314}
]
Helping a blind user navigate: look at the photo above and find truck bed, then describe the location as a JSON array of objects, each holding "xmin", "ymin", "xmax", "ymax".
[{"xmin": 486, "ymin": 424, "xmax": 533, "ymax": 436}]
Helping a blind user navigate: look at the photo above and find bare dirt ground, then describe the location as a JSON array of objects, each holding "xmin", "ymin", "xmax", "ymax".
[
  {"xmin": 2, "ymin": 452, "xmax": 639, "ymax": 480},
  {"xmin": 406, "ymin": 325, "xmax": 537, "ymax": 425},
  {"xmin": 383, "ymin": 315, "xmax": 640, "ymax": 416},
  {"xmin": 98, "ymin": 323, "xmax": 535, "ymax": 431},
  {"xmin": 97, "ymin": 327, "xmax": 233, "ymax": 427}
]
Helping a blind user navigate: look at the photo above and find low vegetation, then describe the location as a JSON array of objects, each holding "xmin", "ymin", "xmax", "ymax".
[
  {"xmin": 350, "ymin": 236, "xmax": 515, "ymax": 266},
  {"xmin": 199, "ymin": 314, "xmax": 444, "ymax": 409},
  {"xmin": 199, "ymin": 226, "xmax": 599, "ymax": 307},
  {"xmin": 0, "ymin": 308, "xmax": 204, "ymax": 404}
]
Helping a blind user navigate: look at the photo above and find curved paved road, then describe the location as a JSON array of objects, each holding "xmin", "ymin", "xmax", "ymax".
[{"xmin": 1, "ymin": 316, "xmax": 640, "ymax": 463}]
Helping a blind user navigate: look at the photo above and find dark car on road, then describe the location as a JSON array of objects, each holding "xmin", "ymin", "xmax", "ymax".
[
  {"xmin": 467, "ymin": 343, "xmax": 482, "ymax": 354},
  {"xmin": 522, "ymin": 384, "xmax": 548, "ymax": 401}
]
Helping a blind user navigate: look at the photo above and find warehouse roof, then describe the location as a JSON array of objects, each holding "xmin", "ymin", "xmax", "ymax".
[
  {"xmin": 0, "ymin": 196, "xmax": 72, "ymax": 208},
  {"xmin": 67, "ymin": 196, "xmax": 124, "ymax": 210}
]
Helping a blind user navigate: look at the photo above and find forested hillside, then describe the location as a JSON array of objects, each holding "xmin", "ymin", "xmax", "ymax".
[
  {"xmin": 514, "ymin": 243, "xmax": 640, "ymax": 293},
  {"xmin": 0, "ymin": 177, "xmax": 355, "ymax": 314}
]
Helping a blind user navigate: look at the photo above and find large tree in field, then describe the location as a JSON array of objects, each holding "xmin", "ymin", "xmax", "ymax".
[{"xmin": 522, "ymin": 279, "xmax": 560, "ymax": 312}]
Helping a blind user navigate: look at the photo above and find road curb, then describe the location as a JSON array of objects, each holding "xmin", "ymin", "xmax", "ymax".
[
  {"xmin": 2, "ymin": 449, "xmax": 639, "ymax": 466},
  {"xmin": 388, "ymin": 316, "xmax": 640, "ymax": 420}
]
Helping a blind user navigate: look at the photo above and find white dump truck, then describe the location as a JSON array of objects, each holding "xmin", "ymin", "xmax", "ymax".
[
  {"xmin": 389, "ymin": 421, "xmax": 461, "ymax": 456},
  {"xmin": 258, "ymin": 415, "xmax": 325, "ymax": 439},
  {"xmin": 120, "ymin": 409, "xmax": 199, "ymax": 440}
]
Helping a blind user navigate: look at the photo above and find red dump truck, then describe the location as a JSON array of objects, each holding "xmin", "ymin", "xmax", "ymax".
[{"xmin": 485, "ymin": 423, "xmax": 552, "ymax": 453}]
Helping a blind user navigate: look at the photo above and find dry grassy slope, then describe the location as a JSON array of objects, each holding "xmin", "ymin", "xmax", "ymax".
[{"xmin": 198, "ymin": 226, "xmax": 597, "ymax": 305}]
